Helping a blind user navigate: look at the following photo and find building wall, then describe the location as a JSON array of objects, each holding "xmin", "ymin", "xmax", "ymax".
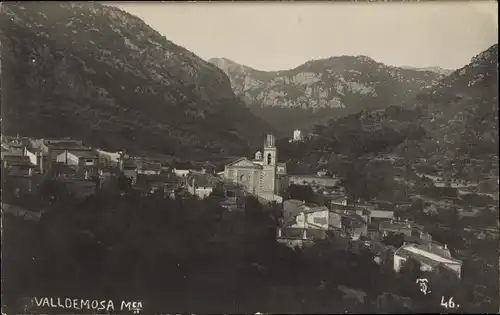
[
  {"xmin": 393, "ymin": 254, "xmax": 406, "ymax": 272},
  {"xmin": 445, "ymin": 264, "xmax": 461, "ymax": 278},
  {"xmin": 370, "ymin": 210, "xmax": 395, "ymax": 220},
  {"xmin": 24, "ymin": 149, "xmax": 38, "ymax": 165},
  {"xmin": 96, "ymin": 149, "xmax": 121, "ymax": 165},
  {"xmin": 137, "ymin": 169, "xmax": 161, "ymax": 175},
  {"xmin": 383, "ymin": 227, "xmax": 413, "ymax": 237},
  {"xmin": 288, "ymin": 175, "xmax": 339, "ymax": 187},
  {"xmin": 195, "ymin": 187, "xmax": 213, "ymax": 199},
  {"xmin": 235, "ymin": 167, "xmax": 256, "ymax": 192},
  {"xmin": 174, "ymin": 169, "xmax": 190, "ymax": 177},
  {"xmin": 56, "ymin": 152, "xmax": 67, "ymax": 164},
  {"xmin": 329, "ymin": 212, "xmax": 343, "ymax": 229}
]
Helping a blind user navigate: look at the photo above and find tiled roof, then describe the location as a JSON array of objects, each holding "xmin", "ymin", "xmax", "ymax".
[
  {"xmin": 188, "ymin": 173, "xmax": 218, "ymax": 188},
  {"xmin": 122, "ymin": 159, "xmax": 137, "ymax": 169},
  {"xmin": 2, "ymin": 155, "xmax": 30, "ymax": 162},
  {"xmin": 137, "ymin": 160, "xmax": 162, "ymax": 171},
  {"xmin": 369, "ymin": 209, "xmax": 395, "ymax": 219},
  {"xmin": 69, "ymin": 150, "xmax": 98, "ymax": 158},
  {"xmin": 396, "ymin": 243, "xmax": 462, "ymax": 267},
  {"xmin": 379, "ymin": 220, "xmax": 423, "ymax": 231},
  {"xmin": 5, "ymin": 159, "xmax": 34, "ymax": 167}
]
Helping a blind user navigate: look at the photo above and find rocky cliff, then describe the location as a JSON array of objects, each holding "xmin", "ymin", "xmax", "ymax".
[
  {"xmin": 0, "ymin": 2, "xmax": 273, "ymax": 157},
  {"xmin": 209, "ymin": 56, "xmax": 444, "ymax": 134}
]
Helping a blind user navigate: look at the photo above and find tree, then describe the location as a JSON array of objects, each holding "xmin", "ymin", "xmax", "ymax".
[
  {"xmin": 382, "ymin": 232, "xmax": 405, "ymax": 248},
  {"xmin": 287, "ymin": 184, "xmax": 314, "ymax": 203}
]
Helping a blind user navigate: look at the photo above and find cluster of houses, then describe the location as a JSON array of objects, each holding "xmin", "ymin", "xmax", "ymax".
[
  {"xmin": 0, "ymin": 134, "xmax": 223, "ymax": 201},
  {"xmin": 276, "ymin": 195, "xmax": 464, "ymax": 279},
  {"xmin": 1, "ymin": 134, "xmax": 468, "ymax": 280}
]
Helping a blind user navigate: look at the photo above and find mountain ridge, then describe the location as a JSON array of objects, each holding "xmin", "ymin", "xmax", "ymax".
[
  {"xmin": 209, "ymin": 55, "xmax": 444, "ymax": 134},
  {"xmin": 0, "ymin": 2, "xmax": 274, "ymax": 157}
]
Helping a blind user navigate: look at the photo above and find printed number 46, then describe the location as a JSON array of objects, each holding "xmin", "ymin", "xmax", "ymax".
[{"xmin": 441, "ymin": 296, "xmax": 458, "ymax": 309}]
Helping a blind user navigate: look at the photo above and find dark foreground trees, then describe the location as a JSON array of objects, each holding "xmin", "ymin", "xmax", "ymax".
[{"xmin": 2, "ymin": 179, "xmax": 497, "ymax": 314}]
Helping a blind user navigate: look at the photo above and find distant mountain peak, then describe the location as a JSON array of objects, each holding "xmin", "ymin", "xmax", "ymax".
[{"xmin": 210, "ymin": 54, "xmax": 444, "ymax": 134}]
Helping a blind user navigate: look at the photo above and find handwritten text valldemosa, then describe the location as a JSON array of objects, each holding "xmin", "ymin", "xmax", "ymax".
[{"xmin": 34, "ymin": 297, "xmax": 143, "ymax": 312}]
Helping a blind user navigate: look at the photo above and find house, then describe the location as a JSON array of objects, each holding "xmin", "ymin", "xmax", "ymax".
[
  {"xmin": 393, "ymin": 242, "xmax": 462, "ymax": 279},
  {"xmin": 173, "ymin": 168, "xmax": 192, "ymax": 177},
  {"xmin": 33, "ymin": 139, "xmax": 93, "ymax": 173},
  {"xmin": 135, "ymin": 173, "xmax": 181, "ymax": 196},
  {"xmin": 330, "ymin": 203, "xmax": 369, "ymax": 222},
  {"xmin": 2, "ymin": 156, "xmax": 37, "ymax": 195},
  {"xmin": 120, "ymin": 158, "xmax": 139, "ymax": 184},
  {"xmin": 379, "ymin": 219, "xmax": 424, "ymax": 238},
  {"xmin": 1, "ymin": 135, "xmax": 29, "ymax": 156},
  {"xmin": 136, "ymin": 160, "xmax": 162, "ymax": 176},
  {"xmin": 223, "ymin": 134, "xmax": 286, "ymax": 203},
  {"xmin": 2, "ymin": 155, "xmax": 35, "ymax": 176},
  {"xmin": 1, "ymin": 144, "xmax": 24, "ymax": 158},
  {"xmin": 24, "ymin": 146, "xmax": 40, "ymax": 166},
  {"xmin": 330, "ymin": 195, "xmax": 348, "ymax": 207},
  {"xmin": 338, "ymin": 212, "xmax": 368, "ymax": 240},
  {"xmin": 171, "ymin": 160, "xmax": 207, "ymax": 177},
  {"xmin": 367, "ymin": 209, "xmax": 395, "ymax": 224},
  {"xmin": 288, "ymin": 174, "xmax": 339, "ymax": 187},
  {"xmin": 96, "ymin": 149, "xmax": 121, "ymax": 167},
  {"xmin": 278, "ymin": 200, "xmax": 331, "ymax": 243},
  {"xmin": 186, "ymin": 173, "xmax": 218, "ymax": 199},
  {"xmin": 56, "ymin": 150, "xmax": 99, "ymax": 178}
]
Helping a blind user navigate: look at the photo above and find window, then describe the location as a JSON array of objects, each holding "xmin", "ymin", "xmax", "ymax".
[{"xmin": 267, "ymin": 153, "xmax": 272, "ymax": 165}]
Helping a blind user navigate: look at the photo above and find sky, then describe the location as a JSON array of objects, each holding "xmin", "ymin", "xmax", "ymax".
[{"xmin": 111, "ymin": 1, "xmax": 498, "ymax": 71}]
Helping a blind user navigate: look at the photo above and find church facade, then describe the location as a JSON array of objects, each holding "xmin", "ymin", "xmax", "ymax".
[{"xmin": 223, "ymin": 134, "xmax": 287, "ymax": 203}]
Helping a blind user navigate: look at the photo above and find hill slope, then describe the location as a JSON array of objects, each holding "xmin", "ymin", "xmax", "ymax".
[
  {"xmin": 209, "ymin": 56, "xmax": 444, "ymax": 134},
  {"xmin": 307, "ymin": 44, "xmax": 498, "ymax": 163},
  {"xmin": 414, "ymin": 43, "xmax": 498, "ymax": 160},
  {"xmin": 0, "ymin": 3, "xmax": 273, "ymax": 157}
]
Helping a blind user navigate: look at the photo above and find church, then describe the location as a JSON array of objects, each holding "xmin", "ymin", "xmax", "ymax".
[{"xmin": 223, "ymin": 134, "xmax": 287, "ymax": 203}]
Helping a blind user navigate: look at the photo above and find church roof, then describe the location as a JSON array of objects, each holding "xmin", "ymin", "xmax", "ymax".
[{"xmin": 225, "ymin": 157, "xmax": 262, "ymax": 169}]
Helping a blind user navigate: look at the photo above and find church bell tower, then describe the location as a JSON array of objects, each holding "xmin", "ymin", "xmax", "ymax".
[{"xmin": 260, "ymin": 134, "xmax": 277, "ymax": 198}]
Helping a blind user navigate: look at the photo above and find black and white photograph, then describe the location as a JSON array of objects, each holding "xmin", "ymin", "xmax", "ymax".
[{"xmin": 0, "ymin": 1, "xmax": 498, "ymax": 314}]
